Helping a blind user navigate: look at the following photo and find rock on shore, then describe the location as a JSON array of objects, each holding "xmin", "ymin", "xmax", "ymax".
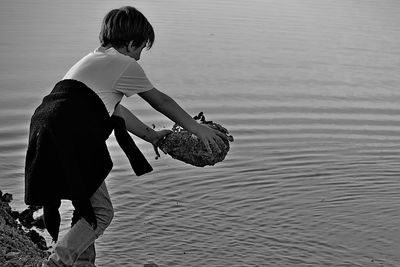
[{"xmin": 0, "ymin": 190, "xmax": 48, "ymax": 267}]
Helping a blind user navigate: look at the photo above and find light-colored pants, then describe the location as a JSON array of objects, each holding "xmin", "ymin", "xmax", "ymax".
[{"xmin": 42, "ymin": 182, "xmax": 114, "ymax": 267}]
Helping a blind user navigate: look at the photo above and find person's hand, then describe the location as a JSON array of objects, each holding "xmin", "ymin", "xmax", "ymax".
[
  {"xmin": 150, "ymin": 129, "xmax": 172, "ymax": 158},
  {"xmin": 194, "ymin": 124, "xmax": 228, "ymax": 154}
]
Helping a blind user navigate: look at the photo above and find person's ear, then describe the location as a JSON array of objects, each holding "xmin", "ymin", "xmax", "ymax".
[{"xmin": 127, "ymin": 41, "xmax": 136, "ymax": 52}]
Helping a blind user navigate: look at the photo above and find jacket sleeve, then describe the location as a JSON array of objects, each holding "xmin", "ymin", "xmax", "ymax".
[{"xmin": 111, "ymin": 115, "xmax": 153, "ymax": 176}]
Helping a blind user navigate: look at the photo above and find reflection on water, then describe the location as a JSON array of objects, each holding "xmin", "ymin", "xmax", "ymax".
[{"xmin": 1, "ymin": 0, "xmax": 400, "ymax": 266}]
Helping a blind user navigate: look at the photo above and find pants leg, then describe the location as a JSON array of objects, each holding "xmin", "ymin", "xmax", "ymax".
[
  {"xmin": 74, "ymin": 243, "xmax": 96, "ymax": 267},
  {"xmin": 74, "ymin": 181, "xmax": 113, "ymax": 267},
  {"xmin": 42, "ymin": 182, "xmax": 114, "ymax": 267}
]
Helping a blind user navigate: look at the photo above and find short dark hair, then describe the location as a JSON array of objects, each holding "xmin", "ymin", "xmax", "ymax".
[{"xmin": 99, "ymin": 6, "xmax": 154, "ymax": 49}]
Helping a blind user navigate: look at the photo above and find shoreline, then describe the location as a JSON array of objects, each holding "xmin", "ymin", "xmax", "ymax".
[
  {"xmin": 0, "ymin": 191, "xmax": 161, "ymax": 267},
  {"xmin": 0, "ymin": 190, "xmax": 49, "ymax": 266}
]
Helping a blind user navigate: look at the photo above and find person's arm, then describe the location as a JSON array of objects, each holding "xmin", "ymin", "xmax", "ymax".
[
  {"xmin": 138, "ymin": 88, "xmax": 227, "ymax": 153},
  {"xmin": 113, "ymin": 104, "xmax": 170, "ymax": 146}
]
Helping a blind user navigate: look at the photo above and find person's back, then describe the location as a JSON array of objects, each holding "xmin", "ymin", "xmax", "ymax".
[{"xmin": 63, "ymin": 45, "xmax": 153, "ymax": 115}]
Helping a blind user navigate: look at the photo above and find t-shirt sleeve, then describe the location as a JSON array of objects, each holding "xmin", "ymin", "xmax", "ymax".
[{"xmin": 114, "ymin": 61, "xmax": 154, "ymax": 96}]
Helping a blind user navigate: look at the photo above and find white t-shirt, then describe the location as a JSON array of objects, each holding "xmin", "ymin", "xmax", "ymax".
[{"xmin": 63, "ymin": 47, "xmax": 154, "ymax": 114}]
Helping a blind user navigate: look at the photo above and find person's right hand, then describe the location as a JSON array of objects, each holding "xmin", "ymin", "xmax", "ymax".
[{"xmin": 150, "ymin": 129, "xmax": 172, "ymax": 158}]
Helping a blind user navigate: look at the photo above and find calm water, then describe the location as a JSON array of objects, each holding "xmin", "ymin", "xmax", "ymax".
[{"xmin": 1, "ymin": 0, "xmax": 400, "ymax": 266}]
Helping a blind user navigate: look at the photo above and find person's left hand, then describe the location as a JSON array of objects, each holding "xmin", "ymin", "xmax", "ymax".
[{"xmin": 194, "ymin": 124, "xmax": 228, "ymax": 154}]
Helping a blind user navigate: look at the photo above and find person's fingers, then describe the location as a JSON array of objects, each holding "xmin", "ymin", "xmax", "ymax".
[
  {"xmin": 209, "ymin": 137, "xmax": 222, "ymax": 153},
  {"xmin": 214, "ymin": 135, "xmax": 227, "ymax": 149},
  {"xmin": 157, "ymin": 130, "xmax": 172, "ymax": 142},
  {"xmin": 214, "ymin": 130, "xmax": 229, "ymax": 142},
  {"xmin": 153, "ymin": 144, "xmax": 161, "ymax": 159},
  {"xmin": 202, "ymin": 138, "xmax": 213, "ymax": 154},
  {"xmin": 152, "ymin": 130, "xmax": 172, "ymax": 146}
]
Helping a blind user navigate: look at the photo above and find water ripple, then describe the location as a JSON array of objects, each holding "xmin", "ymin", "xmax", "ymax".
[{"xmin": 2, "ymin": 0, "xmax": 400, "ymax": 266}]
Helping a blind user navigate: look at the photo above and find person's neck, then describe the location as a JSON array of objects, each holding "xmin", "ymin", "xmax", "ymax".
[{"xmin": 103, "ymin": 45, "xmax": 128, "ymax": 56}]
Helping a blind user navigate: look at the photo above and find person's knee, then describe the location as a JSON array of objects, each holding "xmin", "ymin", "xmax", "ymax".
[
  {"xmin": 100, "ymin": 204, "xmax": 114, "ymax": 227},
  {"xmin": 90, "ymin": 182, "xmax": 114, "ymax": 236},
  {"xmin": 94, "ymin": 203, "xmax": 114, "ymax": 236}
]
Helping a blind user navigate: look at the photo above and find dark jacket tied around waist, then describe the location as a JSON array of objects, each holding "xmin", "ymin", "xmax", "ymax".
[{"xmin": 25, "ymin": 79, "xmax": 152, "ymax": 241}]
